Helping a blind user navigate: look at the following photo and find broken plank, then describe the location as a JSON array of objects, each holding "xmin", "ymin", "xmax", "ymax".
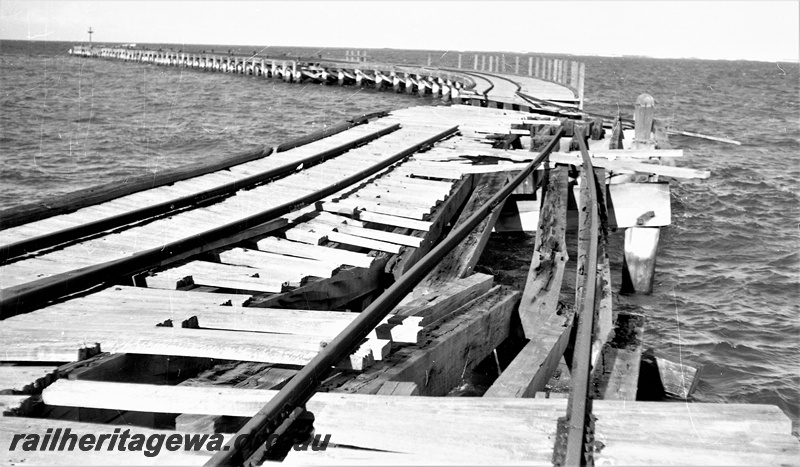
[
  {"xmin": 246, "ymin": 255, "xmax": 388, "ymax": 311},
  {"xmin": 417, "ymin": 172, "xmax": 507, "ymax": 291},
  {"xmin": 484, "ymin": 168, "xmax": 570, "ymax": 398},
  {"xmin": 0, "ymin": 365, "xmax": 59, "ymax": 394},
  {"xmin": 335, "ymin": 287, "xmax": 520, "ymax": 396},
  {"xmin": 592, "ymin": 313, "xmax": 646, "ymax": 401},
  {"xmin": 394, "ymin": 273, "xmax": 494, "ymax": 326},
  {"xmin": 390, "ymin": 175, "xmax": 475, "ymax": 279}
]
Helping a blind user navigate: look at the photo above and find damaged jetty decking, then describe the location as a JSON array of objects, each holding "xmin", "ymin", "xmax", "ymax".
[{"xmin": 0, "ymin": 47, "xmax": 797, "ymax": 466}]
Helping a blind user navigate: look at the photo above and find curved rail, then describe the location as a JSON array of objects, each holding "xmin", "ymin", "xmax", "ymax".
[
  {"xmin": 206, "ymin": 127, "xmax": 566, "ymax": 466},
  {"xmin": 562, "ymin": 131, "xmax": 600, "ymax": 466}
]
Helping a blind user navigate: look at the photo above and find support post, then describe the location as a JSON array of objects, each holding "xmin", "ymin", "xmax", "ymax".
[
  {"xmin": 528, "ymin": 56, "xmax": 533, "ymax": 76},
  {"xmin": 515, "ymin": 56, "xmax": 519, "ymax": 74},
  {"xmin": 458, "ymin": 54, "xmax": 462, "ymax": 69},
  {"xmin": 488, "ymin": 55, "xmax": 493, "ymax": 72},
  {"xmin": 622, "ymin": 93, "xmax": 660, "ymax": 294},
  {"xmin": 535, "ymin": 57, "xmax": 540, "ymax": 78},
  {"xmin": 577, "ymin": 62, "xmax": 585, "ymax": 109}
]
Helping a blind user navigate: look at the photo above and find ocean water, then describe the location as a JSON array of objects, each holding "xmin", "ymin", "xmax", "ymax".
[{"xmin": 1, "ymin": 40, "xmax": 798, "ymax": 433}]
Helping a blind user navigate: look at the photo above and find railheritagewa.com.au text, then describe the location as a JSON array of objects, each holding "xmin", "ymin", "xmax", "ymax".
[{"xmin": 8, "ymin": 427, "xmax": 331, "ymax": 457}]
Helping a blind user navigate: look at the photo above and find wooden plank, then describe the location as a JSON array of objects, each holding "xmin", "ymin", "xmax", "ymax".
[
  {"xmin": 247, "ymin": 255, "xmax": 389, "ymax": 311},
  {"xmin": 376, "ymin": 381, "xmax": 419, "ymax": 396},
  {"xmin": 394, "ymin": 273, "xmax": 495, "ymax": 326},
  {"xmin": 1, "ymin": 394, "xmax": 35, "ymax": 415},
  {"xmin": 143, "ymin": 261, "xmax": 286, "ymax": 293},
  {"xmin": 335, "ymin": 287, "xmax": 519, "ymax": 396},
  {"xmin": 327, "ymin": 231, "xmax": 403, "ymax": 254},
  {"xmin": 484, "ymin": 168, "xmax": 570, "ymax": 398},
  {"xmin": 42, "ymin": 379, "xmax": 569, "ymax": 463},
  {"xmin": 176, "ymin": 363, "xmax": 298, "ymax": 434},
  {"xmin": 334, "ymin": 224, "xmax": 423, "ymax": 248},
  {"xmin": 549, "ymin": 153, "xmax": 708, "ymax": 179},
  {"xmin": 389, "ymin": 175, "xmax": 475, "ymax": 279},
  {"xmin": 416, "ymin": 172, "xmax": 507, "ymax": 291},
  {"xmin": 255, "ymin": 237, "xmax": 374, "ymax": 268},
  {"xmin": 592, "ymin": 313, "xmax": 646, "ymax": 401},
  {"xmin": 0, "ymin": 365, "xmax": 59, "ymax": 394},
  {"xmin": 217, "ymin": 247, "xmax": 338, "ymax": 278},
  {"xmin": 331, "ymin": 197, "xmax": 431, "ymax": 220},
  {"xmin": 592, "ymin": 401, "xmax": 800, "ymax": 466},
  {"xmin": 0, "ymin": 416, "xmax": 231, "ymax": 465},
  {"xmin": 0, "ymin": 326, "xmax": 372, "ymax": 369},
  {"xmin": 322, "ymin": 204, "xmax": 433, "ymax": 231}
]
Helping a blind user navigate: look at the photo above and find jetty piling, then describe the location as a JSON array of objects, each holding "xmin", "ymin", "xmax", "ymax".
[{"xmin": 622, "ymin": 93, "xmax": 661, "ymax": 294}]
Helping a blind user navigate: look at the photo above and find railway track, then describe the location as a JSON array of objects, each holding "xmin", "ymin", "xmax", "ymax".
[{"xmin": 1, "ymin": 104, "xmax": 793, "ymax": 466}]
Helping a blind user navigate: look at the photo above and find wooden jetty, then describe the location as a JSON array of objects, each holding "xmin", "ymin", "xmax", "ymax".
[{"xmin": 0, "ymin": 46, "xmax": 796, "ymax": 466}]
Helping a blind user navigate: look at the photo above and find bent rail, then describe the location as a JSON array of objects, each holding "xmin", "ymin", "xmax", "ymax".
[
  {"xmin": 206, "ymin": 127, "xmax": 566, "ymax": 466},
  {"xmin": 560, "ymin": 131, "xmax": 601, "ymax": 466}
]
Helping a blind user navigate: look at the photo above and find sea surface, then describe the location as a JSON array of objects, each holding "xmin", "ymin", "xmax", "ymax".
[{"xmin": 1, "ymin": 40, "xmax": 798, "ymax": 434}]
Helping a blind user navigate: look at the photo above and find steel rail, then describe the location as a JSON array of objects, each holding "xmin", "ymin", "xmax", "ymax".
[
  {"xmin": 562, "ymin": 132, "xmax": 601, "ymax": 466},
  {"xmin": 205, "ymin": 127, "xmax": 566, "ymax": 467},
  {"xmin": 0, "ymin": 124, "xmax": 401, "ymax": 263},
  {"xmin": 0, "ymin": 125, "xmax": 458, "ymax": 319},
  {"xmin": 0, "ymin": 111, "xmax": 390, "ymax": 232}
]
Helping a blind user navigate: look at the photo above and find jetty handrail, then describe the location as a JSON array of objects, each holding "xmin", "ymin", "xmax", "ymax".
[
  {"xmin": 562, "ymin": 131, "xmax": 601, "ymax": 466},
  {"xmin": 205, "ymin": 127, "xmax": 567, "ymax": 466},
  {"xmin": 0, "ymin": 124, "xmax": 400, "ymax": 262},
  {"xmin": 0, "ymin": 125, "xmax": 459, "ymax": 318}
]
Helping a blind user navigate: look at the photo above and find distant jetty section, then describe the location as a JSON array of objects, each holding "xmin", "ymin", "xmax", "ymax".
[{"xmin": 68, "ymin": 45, "xmax": 584, "ymax": 108}]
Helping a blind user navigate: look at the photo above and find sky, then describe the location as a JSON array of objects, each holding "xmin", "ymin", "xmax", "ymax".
[{"xmin": 1, "ymin": 1, "xmax": 798, "ymax": 62}]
